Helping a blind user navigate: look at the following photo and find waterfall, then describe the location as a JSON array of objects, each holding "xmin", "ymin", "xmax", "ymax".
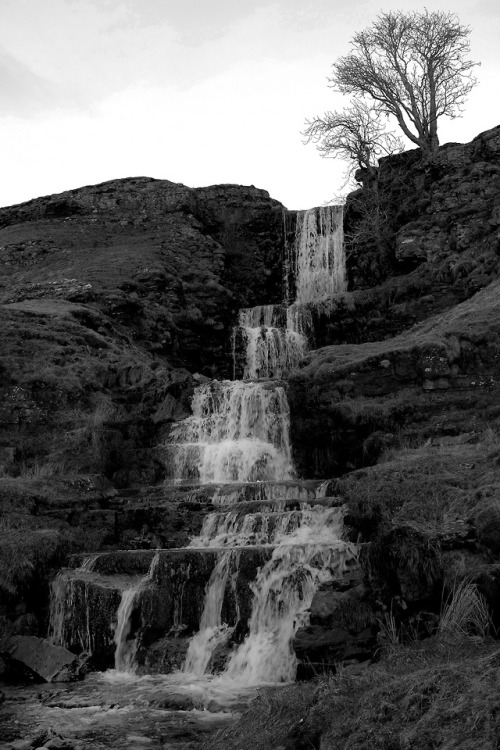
[
  {"xmin": 170, "ymin": 380, "xmax": 294, "ymax": 484},
  {"xmin": 189, "ymin": 507, "xmax": 343, "ymax": 549},
  {"xmin": 223, "ymin": 539, "xmax": 355, "ymax": 685},
  {"xmin": 183, "ymin": 506, "xmax": 357, "ymax": 685},
  {"xmin": 113, "ymin": 553, "xmax": 160, "ymax": 673},
  {"xmin": 182, "ymin": 551, "xmax": 233, "ymax": 676},
  {"xmin": 114, "ymin": 587, "xmax": 141, "ymax": 672},
  {"xmin": 49, "ymin": 199, "xmax": 355, "ymax": 703},
  {"xmin": 240, "ymin": 326, "xmax": 308, "ymax": 380},
  {"xmin": 291, "ymin": 206, "xmax": 346, "ymax": 304},
  {"xmin": 233, "ymin": 205, "xmax": 345, "ymax": 379}
]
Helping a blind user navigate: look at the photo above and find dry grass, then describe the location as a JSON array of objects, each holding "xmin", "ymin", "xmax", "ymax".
[
  {"xmin": 205, "ymin": 642, "xmax": 500, "ymax": 750},
  {"xmin": 439, "ymin": 579, "xmax": 493, "ymax": 638},
  {"xmin": 342, "ymin": 426, "xmax": 500, "ymax": 539}
]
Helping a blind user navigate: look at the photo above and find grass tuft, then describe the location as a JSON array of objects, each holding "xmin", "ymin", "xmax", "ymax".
[{"xmin": 439, "ymin": 579, "xmax": 493, "ymax": 638}]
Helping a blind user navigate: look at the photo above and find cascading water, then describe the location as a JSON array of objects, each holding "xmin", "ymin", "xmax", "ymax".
[
  {"xmin": 184, "ymin": 505, "xmax": 357, "ymax": 685},
  {"xmin": 234, "ymin": 205, "xmax": 346, "ymax": 378},
  {"xmin": 238, "ymin": 305, "xmax": 307, "ymax": 380},
  {"xmin": 46, "ymin": 200, "xmax": 355, "ymax": 720},
  {"xmin": 49, "ymin": 554, "xmax": 99, "ymax": 652},
  {"xmin": 223, "ymin": 538, "xmax": 354, "ymax": 684},
  {"xmin": 182, "ymin": 551, "xmax": 234, "ymax": 676},
  {"xmin": 292, "ymin": 205, "xmax": 346, "ymax": 304},
  {"xmin": 113, "ymin": 553, "xmax": 160, "ymax": 673},
  {"xmin": 169, "ymin": 379, "xmax": 294, "ymax": 484},
  {"xmin": 167, "ymin": 204, "xmax": 353, "ymax": 686}
]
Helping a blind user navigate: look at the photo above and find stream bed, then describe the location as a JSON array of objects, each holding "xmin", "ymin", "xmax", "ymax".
[{"xmin": 0, "ymin": 671, "xmax": 247, "ymax": 750}]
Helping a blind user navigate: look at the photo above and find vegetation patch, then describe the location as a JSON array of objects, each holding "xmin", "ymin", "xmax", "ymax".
[{"xmin": 205, "ymin": 640, "xmax": 500, "ymax": 750}]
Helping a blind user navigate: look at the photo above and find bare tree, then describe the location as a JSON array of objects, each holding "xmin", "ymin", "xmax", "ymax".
[
  {"xmin": 330, "ymin": 10, "xmax": 479, "ymax": 157},
  {"xmin": 303, "ymin": 99, "xmax": 404, "ymax": 185}
]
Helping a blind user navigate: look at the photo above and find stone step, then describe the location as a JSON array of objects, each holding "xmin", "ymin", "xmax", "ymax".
[
  {"xmin": 160, "ymin": 478, "xmax": 336, "ymax": 505},
  {"xmin": 215, "ymin": 496, "xmax": 344, "ymax": 515}
]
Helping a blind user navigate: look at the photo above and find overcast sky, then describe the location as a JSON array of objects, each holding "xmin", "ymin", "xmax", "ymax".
[{"xmin": 0, "ymin": 0, "xmax": 499, "ymax": 211}]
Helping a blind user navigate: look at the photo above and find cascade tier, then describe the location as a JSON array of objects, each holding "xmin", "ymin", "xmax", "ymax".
[
  {"xmin": 233, "ymin": 205, "xmax": 346, "ymax": 379},
  {"xmin": 167, "ymin": 379, "xmax": 294, "ymax": 484}
]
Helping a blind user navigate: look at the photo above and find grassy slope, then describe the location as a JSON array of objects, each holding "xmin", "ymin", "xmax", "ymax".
[
  {"xmin": 206, "ymin": 639, "xmax": 500, "ymax": 750},
  {"xmin": 299, "ymin": 278, "xmax": 500, "ymax": 379}
]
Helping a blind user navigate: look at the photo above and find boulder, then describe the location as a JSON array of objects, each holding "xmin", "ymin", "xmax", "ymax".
[{"xmin": 0, "ymin": 635, "xmax": 86, "ymax": 683}]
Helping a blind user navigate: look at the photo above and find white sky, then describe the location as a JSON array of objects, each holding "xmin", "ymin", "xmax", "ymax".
[{"xmin": 0, "ymin": 0, "xmax": 499, "ymax": 211}]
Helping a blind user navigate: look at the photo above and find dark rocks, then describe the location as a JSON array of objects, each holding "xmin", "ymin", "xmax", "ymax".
[
  {"xmin": 294, "ymin": 560, "xmax": 376, "ymax": 673},
  {"xmin": 0, "ymin": 636, "xmax": 86, "ymax": 683}
]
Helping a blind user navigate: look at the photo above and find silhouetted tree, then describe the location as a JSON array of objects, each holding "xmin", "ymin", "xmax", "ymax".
[
  {"xmin": 303, "ymin": 99, "xmax": 404, "ymax": 185},
  {"xmin": 330, "ymin": 9, "xmax": 479, "ymax": 158}
]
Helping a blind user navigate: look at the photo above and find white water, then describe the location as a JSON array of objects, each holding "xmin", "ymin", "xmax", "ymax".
[
  {"xmin": 292, "ymin": 206, "xmax": 346, "ymax": 304},
  {"xmin": 223, "ymin": 538, "xmax": 356, "ymax": 685},
  {"xmin": 114, "ymin": 553, "xmax": 160, "ymax": 673},
  {"xmin": 170, "ymin": 380, "xmax": 294, "ymax": 484},
  {"xmin": 182, "ymin": 506, "xmax": 358, "ymax": 686},
  {"xmin": 182, "ymin": 551, "xmax": 234, "ymax": 676},
  {"xmin": 240, "ymin": 326, "xmax": 307, "ymax": 379},
  {"xmin": 239, "ymin": 305, "xmax": 283, "ymax": 328},
  {"xmin": 190, "ymin": 506, "xmax": 343, "ymax": 549},
  {"xmin": 114, "ymin": 587, "xmax": 141, "ymax": 672}
]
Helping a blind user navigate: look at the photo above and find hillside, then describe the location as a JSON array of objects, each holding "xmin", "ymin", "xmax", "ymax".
[{"xmin": 1, "ymin": 126, "xmax": 500, "ymax": 749}]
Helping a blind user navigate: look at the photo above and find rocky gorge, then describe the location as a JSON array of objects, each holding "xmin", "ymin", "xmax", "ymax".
[{"xmin": 1, "ymin": 125, "xmax": 500, "ymax": 750}]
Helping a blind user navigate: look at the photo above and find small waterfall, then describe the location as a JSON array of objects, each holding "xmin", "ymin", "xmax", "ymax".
[
  {"xmin": 170, "ymin": 380, "xmax": 294, "ymax": 484},
  {"xmin": 234, "ymin": 205, "xmax": 345, "ymax": 379},
  {"xmin": 189, "ymin": 507, "xmax": 342, "ymax": 549},
  {"xmin": 223, "ymin": 536, "xmax": 355, "ymax": 685},
  {"xmin": 239, "ymin": 305, "xmax": 284, "ymax": 328},
  {"xmin": 182, "ymin": 551, "xmax": 233, "ymax": 676},
  {"xmin": 113, "ymin": 553, "xmax": 160, "ymax": 673},
  {"xmin": 180, "ymin": 506, "xmax": 357, "ymax": 685},
  {"xmin": 114, "ymin": 588, "xmax": 141, "ymax": 672},
  {"xmin": 291, "ymin": 206, "xmax": 346, "ymax": 304},
  {"xmin": 240, "ymin": 326, "xmax": 307, "ymax": 380}
]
